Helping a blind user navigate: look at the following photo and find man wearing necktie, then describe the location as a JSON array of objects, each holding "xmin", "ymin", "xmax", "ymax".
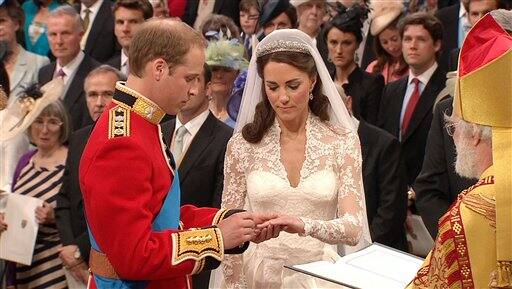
[
  {"xmin": 39, "ymin": 6, "xmax": 100, "ymax": 131},
  {"xmin": 377, "ymin": 12, "xmax": 446, "ymax": 212},
  {"xmin": 164, "ymin": 63, "xmax": 234, "ymax": 289},
  {"xmin": 76, "ymin": 0, "xmax": 118, "ymax": 63}
]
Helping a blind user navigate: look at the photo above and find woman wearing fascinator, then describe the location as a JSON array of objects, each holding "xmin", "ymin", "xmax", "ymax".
[
  {"xmin": 219, "ymin": 29, "xmax": 371, "ymax": 289},
  {"xmin": 2, "ymin": 79, "xmax": 72, "ymax": 289},
  {"xmin": 365, "ymin": 0, "xmax": 409, "ymax": 84},
  {"xmin": 323, "ymin": 3, "xmax": 384, "ymax": 125}
]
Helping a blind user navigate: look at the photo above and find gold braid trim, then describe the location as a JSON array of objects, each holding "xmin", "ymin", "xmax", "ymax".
[
  {"xmin": 212, "ymin": 209, "xmax": 229, "ymax": 226},
  {"xmin": 462, "ymin": 193, "xmax": 496, "ymax": 228},
  {"xmin": 108, "ymin": 105, "xmax": 130, "ymax": 139},
  {"xmin": 171, "ymin": 227, "xmax": 224, "ymax": 266},
  {"xmin": 490, "ymin": 261, "xmax": 512, "ymax": 288}
]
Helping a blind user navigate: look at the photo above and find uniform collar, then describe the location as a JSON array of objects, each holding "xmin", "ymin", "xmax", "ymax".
[{"xmin": 113, "ymin": 82, "xmax": 167, "ymax": 125}]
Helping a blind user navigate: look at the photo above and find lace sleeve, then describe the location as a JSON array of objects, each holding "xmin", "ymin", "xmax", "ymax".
[
  {"xmin": 221, "ymin": 134, "xmax": 248, "ymax": 289},
  {"xmin": 300, "ymin": 132, "xmax": 365, "ymax": 245}
]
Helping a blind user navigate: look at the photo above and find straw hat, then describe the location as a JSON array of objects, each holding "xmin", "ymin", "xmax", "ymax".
[
  {"xmin": 369, "ymin": 0, "xmax": 404, "ymax": 36},
  {"xmin": 0, "ymin": 78, "xmax": 64, "ymax": 141}
]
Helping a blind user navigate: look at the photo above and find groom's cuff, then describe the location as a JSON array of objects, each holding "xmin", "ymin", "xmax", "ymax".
[{"xmin": 212, "ymin": 209, "xmax": 250, "ymax": 255}]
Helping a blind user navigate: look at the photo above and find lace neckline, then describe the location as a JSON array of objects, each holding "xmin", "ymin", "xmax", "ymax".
[{"xmin": 268, "ymin": 113, "xmax": 314, "ymax": 188}]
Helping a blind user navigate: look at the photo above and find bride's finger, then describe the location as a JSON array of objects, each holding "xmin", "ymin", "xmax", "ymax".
[{"xmin": 256, "ymin": 221, "xmax": 272, "ymax": 229}]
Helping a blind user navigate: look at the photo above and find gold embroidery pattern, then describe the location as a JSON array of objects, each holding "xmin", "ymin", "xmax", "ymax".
[
  {"xmin": 462, "ymin": 193, "xmax": 496, "ymax": 228},
  {"xmin": 108, "ymin": 106, "xmax": 130, "ymax": 139},
  {"xmin": 171, "ymin": 228, "xmax": 224, "ymax": 266},
  {"xmin": 115, "ymin": 82, "xmax": 165, "ymax": 125},
  {"xmin": 132, "ymin": 98, "xmax": 166, "ymax": 125},
  {"xmin": 410, "ymin": 176, "xmax": 495, "ymax": 289}
]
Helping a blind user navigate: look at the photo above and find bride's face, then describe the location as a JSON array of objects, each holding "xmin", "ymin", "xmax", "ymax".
[{"xmin": 263, "ymin": 61, "xmax": 316, "ymax": 123}]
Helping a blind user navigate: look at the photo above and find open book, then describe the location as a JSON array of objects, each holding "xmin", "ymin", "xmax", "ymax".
[{"xmin": 286, "ymin": 243, "xmax": 424, "ymax": 289}]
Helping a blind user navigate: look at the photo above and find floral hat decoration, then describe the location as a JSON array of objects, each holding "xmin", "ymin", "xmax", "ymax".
[
  {"xmin": 0, "ymin": 78, "xmax": 64, "ymax": 141},
  {"xmin": 205, "ymin": 38, "xmax": 249, "ymax": 71}
]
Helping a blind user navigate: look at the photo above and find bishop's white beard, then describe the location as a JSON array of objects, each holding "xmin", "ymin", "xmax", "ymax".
[{"xmin": 454, "ymin": 136, "xmax": 480, "ymax": 179}]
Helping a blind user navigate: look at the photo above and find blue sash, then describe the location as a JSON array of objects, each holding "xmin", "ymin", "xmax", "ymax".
[{"xmin": 88, "ymin": 172, "xmax": 182, "ymax": 289}]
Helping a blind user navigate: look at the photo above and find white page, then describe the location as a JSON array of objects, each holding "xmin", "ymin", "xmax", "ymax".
[
  {"xmin": 292, "ymin": 244, "xmax": 424, "ymax": 289},
  {"xmin": 406, "ymin": 214, "xmax": 434, "ymax": 257},
  {"xmin": 0, "ymin": 193, "xmax": 43, "ymax": 265}
]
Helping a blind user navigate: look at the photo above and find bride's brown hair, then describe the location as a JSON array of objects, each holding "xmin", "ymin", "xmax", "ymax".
[{"xmin": 242, "ymin": 51, "xmax": 330, "ymax": 143}]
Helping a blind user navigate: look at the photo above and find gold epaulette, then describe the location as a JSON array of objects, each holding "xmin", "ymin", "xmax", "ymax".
[
  {"xmin": 108, "ymin": 105, "xmax": 130, "ymax": 139},
  {"xmin": 171, "ymin": 227, "xmax": 224, "ymax": 268}
]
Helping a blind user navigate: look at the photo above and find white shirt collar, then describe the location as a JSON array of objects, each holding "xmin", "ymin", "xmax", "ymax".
[
  {"xmin": 174, "ymin": 109, "xmax": 210, "ymax": 139},
  {"xmin": 408, "ymin": 62, "xmax": 438, "ymax": 86},
  {"xmin": 121, "ymin": 49, "xmax": 129, "ymax": 67},
  {"xmin": 56, "ymin": 51, "xmax": 85, "ymax": 78},
  {"xmin": 81, "ymin": 0, "xmax": 103, "ymax": 18},
  {"xmin": 459, "ymin": 4, "xmax": 467, "ymax": 18}
]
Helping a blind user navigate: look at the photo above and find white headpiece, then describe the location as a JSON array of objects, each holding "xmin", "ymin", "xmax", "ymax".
[{"xmin": 235, "ymin": 29, "xmax": 357, "ymax": 134}]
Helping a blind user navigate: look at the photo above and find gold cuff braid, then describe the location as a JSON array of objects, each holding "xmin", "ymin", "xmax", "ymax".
[{"xmin": 171, "ymin": 227, "xmax": 224, "ymax": 266}]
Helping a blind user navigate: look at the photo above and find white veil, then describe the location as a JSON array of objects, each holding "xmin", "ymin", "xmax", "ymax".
[
  {"xmin": 235, "ymin": 29, "xmax": 356, "ymax": 134},
  {"xmin": 235, "ymin": 29, "xmax": 372, "ymax": 254}
]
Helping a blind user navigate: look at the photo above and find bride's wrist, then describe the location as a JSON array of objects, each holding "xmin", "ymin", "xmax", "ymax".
[{"xmin": 298, "ymin": 217, "xmax": 309, "ymax": 236}]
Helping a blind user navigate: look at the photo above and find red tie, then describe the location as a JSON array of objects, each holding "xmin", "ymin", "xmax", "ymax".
[{"xmin": 401, "ymin": 78, "xmax": 421, "ymax": 137}]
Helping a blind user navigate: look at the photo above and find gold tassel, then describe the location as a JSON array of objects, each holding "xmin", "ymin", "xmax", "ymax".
[{"xmin": 490, "ymin": 261, "xmax": 512, "ymax": 288}]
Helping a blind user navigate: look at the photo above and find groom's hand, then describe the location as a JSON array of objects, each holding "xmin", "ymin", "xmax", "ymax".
[
  {"xmin": 252, "ymin": 224, "xmax": 282, "ymax": 243},
  {"xmin": 250, "ymin": 212, "xmax": 280, "ymax": 243},
  {"xmin": 217, "ymin": 212, "xmax": 256, "ymax": 249}
]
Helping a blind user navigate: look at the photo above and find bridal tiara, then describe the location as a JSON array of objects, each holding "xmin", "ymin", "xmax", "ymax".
[{"xmin": 256, "ymin": 40, "xmax": 311, "ymax": 58}]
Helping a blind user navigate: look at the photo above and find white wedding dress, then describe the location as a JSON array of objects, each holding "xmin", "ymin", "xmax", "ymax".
[{"xmin": 220, "ymin": 113, "xmax": 367, "ymax": 289}]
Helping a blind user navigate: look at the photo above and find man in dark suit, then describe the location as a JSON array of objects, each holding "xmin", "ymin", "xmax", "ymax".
[
  {"xmin": 435, "ymin": 1, "xmax": 468, "ymax": 71},
  {"xmin": 341, "ymin": 93, "xmax": 408, "ymax": 251},
  {"xmin": 106, "ymin": 0, "xmax": 153, "ymax": 76},
  {"xmin": 182, "ymin": 0, "xmax": 241, "ymax": 29},
  {"xmin": 55, "ymin": 65, "xmax": 122, "ymax": 286},
  {"xmin": 162, "ymin": 64, "xmax": 232, "ymax": 289},
  {"xmin": 76, "ymin": 0, "xmax": 118, "ymax": 63},
  {"xmin": 378, "ymin": 12, "xmax": 446, "ymax": 189},
  {"xmin": 447, "ymin": 0, "xmax": 504, "ymax": 70},
  {"xmin": 414, "ymin": 97, "xmax": 477, "ymax": 238},
  {"xmin": 39, "ymin": 6, "xmax": 100, "ymax": 131}
]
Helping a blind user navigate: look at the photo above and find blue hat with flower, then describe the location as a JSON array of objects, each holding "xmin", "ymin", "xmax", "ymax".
[{"xmin": 205, "ymin": 39, "xmax": 249, "ymax": 71}]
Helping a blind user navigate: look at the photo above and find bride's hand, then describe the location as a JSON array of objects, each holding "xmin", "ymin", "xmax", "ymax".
[
  {"xmin": 251, "ymin": 224, "xmax": 282, "ymax": 243},
  {"xmin": 262, "ymin": 215, "xmax": 305, "ymax": 235}
]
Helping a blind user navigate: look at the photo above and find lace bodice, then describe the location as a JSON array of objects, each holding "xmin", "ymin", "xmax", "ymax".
[{"xmin": 221, "ymin": 114, "xmax": 366, "ymax": 288}]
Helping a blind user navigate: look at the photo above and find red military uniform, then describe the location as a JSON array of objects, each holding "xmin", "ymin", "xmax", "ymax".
[{"xmin": 80, "ymin": 83, "xmax": 237, "ymax": 289}]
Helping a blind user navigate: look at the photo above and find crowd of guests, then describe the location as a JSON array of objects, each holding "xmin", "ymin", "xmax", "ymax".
[{"xmin": 0, "ymin": 0, "xmax": 510, "ymax": 288}]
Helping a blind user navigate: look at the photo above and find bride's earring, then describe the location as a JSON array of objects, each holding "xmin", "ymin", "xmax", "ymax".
[{"xmin": 309, "ymin": 92, "xmax": 314, "ymax": 100}]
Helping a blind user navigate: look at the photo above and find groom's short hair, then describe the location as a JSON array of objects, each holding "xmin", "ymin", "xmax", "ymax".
[{"xmin": 128, "ymin": 19, "xmax": 206, "ymax": 77}]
